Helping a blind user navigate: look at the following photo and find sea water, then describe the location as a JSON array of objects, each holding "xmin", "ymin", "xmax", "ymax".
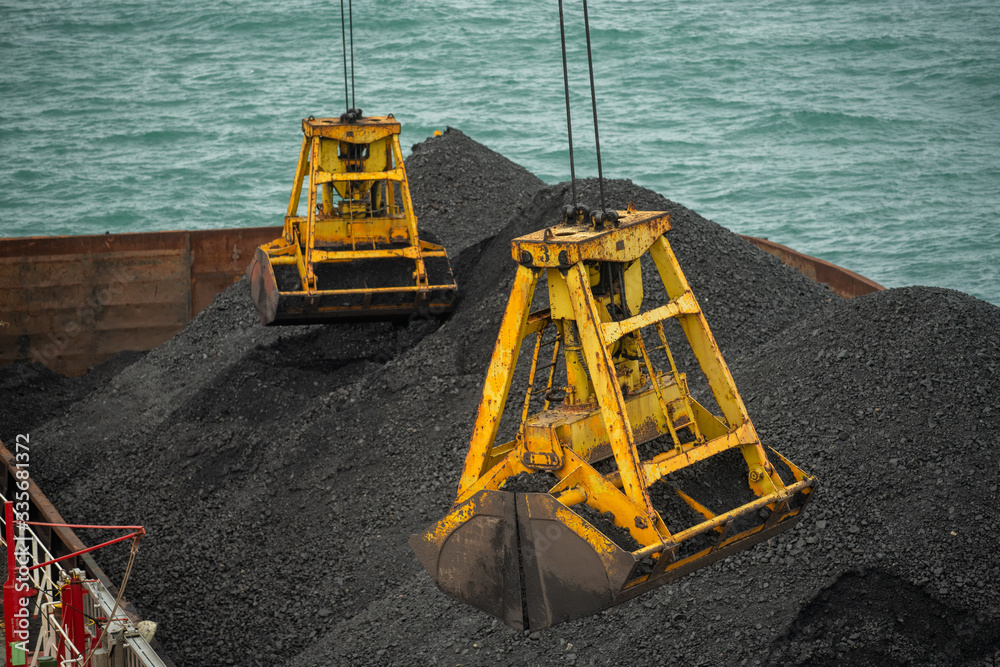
[{"xmin": 1, "ymin": 0, "xmax": 997, "ymax": 305}]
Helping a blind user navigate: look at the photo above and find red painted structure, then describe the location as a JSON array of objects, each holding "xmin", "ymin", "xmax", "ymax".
[
  {"xmin": 60, "ymin": 574, "xmax": 87, "ymax": 662},
  {"xmin": 2, "ymin": 501, "xmax": 143, "ymax": 666}
]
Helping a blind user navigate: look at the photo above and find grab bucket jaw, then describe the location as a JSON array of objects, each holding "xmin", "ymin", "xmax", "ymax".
[
  {"xmin": 246, "ymin": 243, "xmax": 456, "ymax": 325},
  {"xmin": 411, "ymin": 490, "xmax": 635, "ymax": 630},
  {"xmin": 411, "ymin": 454, "xmax": 813, "ymax": 630}
]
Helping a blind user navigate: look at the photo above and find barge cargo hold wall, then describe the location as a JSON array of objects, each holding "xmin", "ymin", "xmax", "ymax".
[
  {"xmin": 0, "ymin": 227, "xmax": 277, "ymax": 376},
  {"xmin": 738, "ymin": 235, "xmax": 885, "ymax": 299},
  {"xmin": 0, "ymin": 227, "xmax": 884, "ymax": 377}
]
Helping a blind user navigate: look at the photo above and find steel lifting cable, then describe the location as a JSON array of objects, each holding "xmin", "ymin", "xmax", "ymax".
[
  {"xmin": 340, "ymin": 0, "xmax": 350, "ymax": 114},
  {"xmin": 581, "ymin": 0, "xmax": 607, "ymax": 214},
  {"xmin": 338, "ymin": 0, "xmax": 358, "ymax": 113},
  {"xmin": 349, "ymin": 0, "xmax": 356, "ymax": 110},
  {"xmin": 558, "ymin": 0, "xmax": 609, "ymax": 214},
  {"xmin": 557, "ymin": 0, "xmax": 578, "ymax": 206}
]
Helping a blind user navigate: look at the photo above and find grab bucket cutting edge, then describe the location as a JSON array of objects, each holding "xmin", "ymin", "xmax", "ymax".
[{"xmin": 410, "ymin": 464, "xmax": 813, "ymax": 630}]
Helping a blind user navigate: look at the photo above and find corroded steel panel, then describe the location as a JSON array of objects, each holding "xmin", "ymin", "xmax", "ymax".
[
  {"xmin": 739, "ymin": 235, "xmax": 884, "ymax": 299},
  {"xmin": 189, "ymin": 227, "xmax": 278, "ymax": 313},
  {"xmin": 0, "ymin": 226, "xmax": 280, "ymax": 376}
]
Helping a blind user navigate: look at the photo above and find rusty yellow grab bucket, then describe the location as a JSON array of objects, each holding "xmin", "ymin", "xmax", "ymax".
[
  {"xmin": 411, "ymin": 207, "xmax": 816, "ymax": 629},
  {"xmin": 248, "ymin": 114, "xmax": 456, "ymax": 325}
]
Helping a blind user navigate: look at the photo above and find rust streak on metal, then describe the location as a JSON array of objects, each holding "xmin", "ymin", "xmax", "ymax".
[
  {"xmin": 0, "ymin": 226, "xmax": 280, "ymax": 376},
  {"xmin": 739, "ymin": 235, "xmax": 885, "ymax": 299}
]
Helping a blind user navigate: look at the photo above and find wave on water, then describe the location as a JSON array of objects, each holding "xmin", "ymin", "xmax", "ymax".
[{"xmin": 0, "ymin": 0, "xmax": 997, "ymax": 305}]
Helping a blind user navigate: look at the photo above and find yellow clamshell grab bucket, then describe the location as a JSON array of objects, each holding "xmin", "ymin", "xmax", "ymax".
[
  {"xmin": 410, "ymin": 205, "xmax": 817, "ymax": 630},
  {"xmin": 247, "ymin": 112, "xmax": 457, "ymax": 325}
]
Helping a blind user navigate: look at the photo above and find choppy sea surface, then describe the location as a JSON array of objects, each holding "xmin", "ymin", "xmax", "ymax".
[{"xmin": 1, "ymin": 0, "xmax": 998, "ymax": 305}]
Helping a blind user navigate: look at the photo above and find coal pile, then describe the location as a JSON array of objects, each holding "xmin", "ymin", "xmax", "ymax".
[
  {"xmin": 406, "ymin": 128, "xmax": 545, "ymax": 256},
  {"xmin": 8, "ymin": 130, "xmax": 1000, "ymax": 667},
  {"xmin": 0, "ymin": 350, "xmax": 144, "ymax": 445}
]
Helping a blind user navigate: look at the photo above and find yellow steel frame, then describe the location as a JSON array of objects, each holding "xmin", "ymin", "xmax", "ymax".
[
  {"xmin": 442, "ymin": 208, "xmax": 815, "ymax": 587},
  {"xmin": 254, "ymin": 115, "xmax": 455, "ymax": 313}
]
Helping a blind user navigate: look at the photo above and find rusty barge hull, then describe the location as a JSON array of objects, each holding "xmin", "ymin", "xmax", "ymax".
[
  {"xmin": 0, "ymin": 227, "xmax": 277, "ymax": 376},
  {"xmin": 0, "ymin": 226, "xmax": 883, "ymax": 377}
]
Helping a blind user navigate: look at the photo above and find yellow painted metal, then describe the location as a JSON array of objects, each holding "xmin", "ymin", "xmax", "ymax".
[
  {"xmin": 247, "ymin": 114, "xmax": 457, "ymax": 324},
  {"xmin": 458, "ymin": 265, "xmax": 541, "ymax": 495},
  {"xmin": 416, "ymin": 205, "xmax": 817, "ymax": 628},
  {"xmin": 564, "ymin": 259, "xmax": 657, "ymax": 520}
]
